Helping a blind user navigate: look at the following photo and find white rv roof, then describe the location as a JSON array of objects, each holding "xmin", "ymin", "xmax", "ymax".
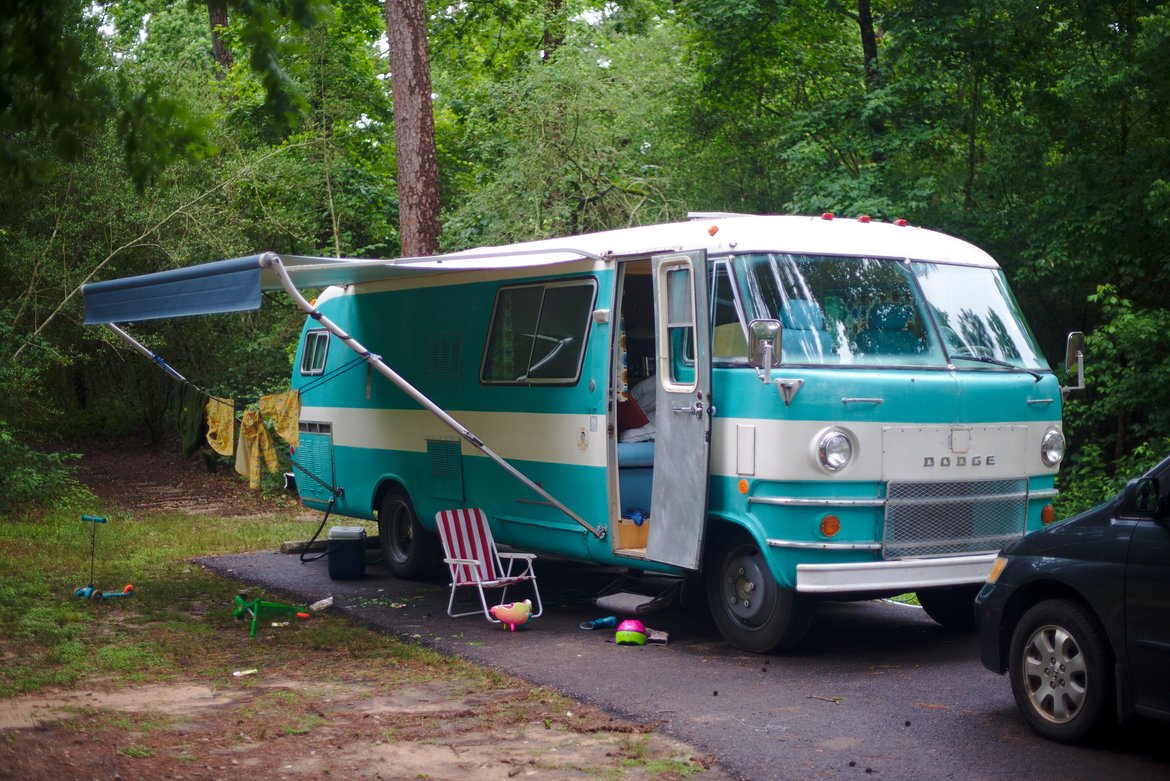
[{"xmin": 433, "ymin": 214, "xmax": 1000, "ymax": 269}]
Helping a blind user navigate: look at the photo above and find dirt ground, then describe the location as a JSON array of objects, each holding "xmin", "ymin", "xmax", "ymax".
[{"xmin": 0, "ymin": 443, "xmax": 728, "ymax": 781}]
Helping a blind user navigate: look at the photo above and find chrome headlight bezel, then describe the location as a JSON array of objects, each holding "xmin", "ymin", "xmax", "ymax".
[
  {"xmin": 816, "ymin": 429, "xmax": 854, "ymax": 473},
  {"xmin": 1041, "ymin": 428, "xmax": 1066, "ymax": 467}
]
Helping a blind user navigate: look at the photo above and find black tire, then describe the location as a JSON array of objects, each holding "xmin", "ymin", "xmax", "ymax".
[
  {"xmin": 916, "ymin": 584, "xmax": 981, "ymax": 630},
  {"xmin": 705, "ymin": 533, "xmax": 813, "ymax": 653},
  {"xmin": 1008, "ymin": 599, "xmax": 1113, "ymax": 744},
  {"xmin": 377, "ymin": 488, "xmax": 440, "ymax": 580}
]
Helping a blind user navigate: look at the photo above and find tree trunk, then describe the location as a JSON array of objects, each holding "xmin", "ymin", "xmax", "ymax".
[
  {"xmin": 542, "ymin": 0, "xmax": 565, "ymax": 61},
  {"xmin": 857, "ymin": 0, "xmax": 878, "ymax": 94},
  {"xmin": 384, "ymin": 0, "xmax": 442, "ymax": 257},
  {"xmin": 207, "ymin": 2, "xmax": 233, "ymax": 74}
]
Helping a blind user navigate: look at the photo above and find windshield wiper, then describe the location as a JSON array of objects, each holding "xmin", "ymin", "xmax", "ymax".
[{"xmin": 950, "ymin": 354, "xmax": 1042, "ymax": 383}]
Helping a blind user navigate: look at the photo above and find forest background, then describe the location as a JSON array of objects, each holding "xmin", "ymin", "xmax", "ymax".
[{"xmin": 2, "ymin": 0, "xmax": 1169, "ymax": 516}]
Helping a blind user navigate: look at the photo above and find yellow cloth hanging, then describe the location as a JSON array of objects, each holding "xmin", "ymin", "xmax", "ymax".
[
  {"xmin": 259, "ymin": 389, "xmax": 300, "ymax": 448},
  {"xmin": 204, "ymin": 397, "xmax": 235, "ymax": 456},
  {"xmin": 235, "ymin": 408, "xmax": 278, "ymax": 490}
]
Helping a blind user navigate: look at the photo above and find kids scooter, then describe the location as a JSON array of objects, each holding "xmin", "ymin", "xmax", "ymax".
[{"xmin": 73, "ymin": 515, "xmax": 135, "ymax": 601}]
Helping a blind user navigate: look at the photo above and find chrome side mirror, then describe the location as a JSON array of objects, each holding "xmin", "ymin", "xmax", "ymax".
[
  {"xmin": 748, "ymin": 319, "xmax": 782, "ymax": 384},
  {"xmin": 1063, "ymin": 331, "xmax": 1085, "ymax": 395}
]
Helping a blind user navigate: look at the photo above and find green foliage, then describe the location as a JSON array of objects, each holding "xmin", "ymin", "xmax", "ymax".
[
  {"xmin": 441, "ymin": 9, "xmax": 687, "ymax": 246},
  {"xmin": 1055, "ymin": 285, "xmax": 1170, "ymax": 514},
  {"xmin": 0, "ymin": 0, "xmax": 331, "ymax": 188},
  {"xmin": 0, "ymin": 419, "xmax": 87, "ymax": 515}
]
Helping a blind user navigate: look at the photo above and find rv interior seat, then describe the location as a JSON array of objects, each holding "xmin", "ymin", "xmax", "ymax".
[
  {"xmin": 857, "ymin": 303, "xmax": 924, "ymax": 356},
  {"xmin": 780, "ymin": 299, "xmax": 832, "ymax": 357}
]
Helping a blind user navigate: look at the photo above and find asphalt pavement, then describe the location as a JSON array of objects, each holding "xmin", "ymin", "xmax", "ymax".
[{"xmin": 199, "ymin": 546, "xmax": 1170, "ymax": 781}]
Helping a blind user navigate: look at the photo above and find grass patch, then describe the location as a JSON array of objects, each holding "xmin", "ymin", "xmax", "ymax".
[{"xmin": 0, "ymin": 502, "xmax": 473, "ymax": 699}]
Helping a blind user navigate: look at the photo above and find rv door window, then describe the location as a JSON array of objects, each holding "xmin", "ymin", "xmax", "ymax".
[
  {"xmin": 300, "ymin": 330, "xmax": 330, "ymax": 375},
  {"xmin": 481, "ymin": 279, "xmax": 597, "ymax": 385}
]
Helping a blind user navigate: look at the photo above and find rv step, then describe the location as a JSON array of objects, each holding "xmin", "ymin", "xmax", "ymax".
[{"xmin": 593, "ymin": 574, "xmax": 682, "ymax": 615}]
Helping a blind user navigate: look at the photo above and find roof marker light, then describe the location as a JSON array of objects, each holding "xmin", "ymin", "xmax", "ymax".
[
  {"xmin": 858, "ymin": 215, "xmax": 871, "ymax": 223},
  {"xmin": 894, "ymin": 218, "xmax": 909, "ymax": 226},
  {"xmin": 708, "ymin": 224, "xmax": 719, "ymax": 236},
  {"xmin": 821, "ymin": 212, "xmax": 835, "ymax": 220}
]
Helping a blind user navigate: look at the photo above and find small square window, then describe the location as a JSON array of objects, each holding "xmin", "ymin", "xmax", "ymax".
[{"xmin": 300, "ymin": 330, "xmax": 329, "ymax": 375}]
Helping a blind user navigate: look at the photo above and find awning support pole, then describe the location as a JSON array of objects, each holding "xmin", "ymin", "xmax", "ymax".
[
  {"xmin": 260, "ymin": 252, "xmax": 605, "ymax": 540},
  {"xmin": 105, "ymin": 323, "xmax": 187, "ymax": 383}
]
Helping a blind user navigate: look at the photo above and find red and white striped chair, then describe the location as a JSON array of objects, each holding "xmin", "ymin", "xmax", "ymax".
[{"xmin": 434, "ymin": 508, "xmax": 543, "ymax": 622}]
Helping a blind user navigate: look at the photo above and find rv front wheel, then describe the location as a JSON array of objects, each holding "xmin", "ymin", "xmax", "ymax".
[
  {"xmin": 378, "ymin": 488, "xmax": 440, "ymax": 580},
  {"xmin": 705, "ymin": 534, "xmax": 813, "ymax": 653}
]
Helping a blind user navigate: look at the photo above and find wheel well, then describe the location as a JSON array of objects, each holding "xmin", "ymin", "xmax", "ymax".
[
  {"xmin": 703, "ymin": 517, "xmax": 751, "ymax": 556},
  {"xmin": 372, "ymin": 480, "xmax": 407, "ymax": 518},
  {"xmin": 999, "ymin": 580, "xmax": 1114, "ymax": 671}
]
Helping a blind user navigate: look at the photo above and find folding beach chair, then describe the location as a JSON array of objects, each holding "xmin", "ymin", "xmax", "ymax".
[{"xmin": 434, "ymin": 508, "xmax": 543, "ymax": 622}]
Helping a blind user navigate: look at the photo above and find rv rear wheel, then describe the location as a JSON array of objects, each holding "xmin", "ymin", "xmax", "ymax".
[
  {"xmin": 378, "ymin": 488, "xmax": 440, "ymax": 580},
  {"xmin": 705, "ymin": 534, "xmax": 813, "ymax": 653}
]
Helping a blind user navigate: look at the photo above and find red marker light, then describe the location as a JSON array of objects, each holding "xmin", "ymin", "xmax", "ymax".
[
  {"xmin": 821, "ymin": 212, "xmax": 835, "ymax": 220},
  {"xmin": 894, "ymin": 218, "xmax": 909, "ymax": 227},
  {"xmin": 858, "ymin": 215, "xmax": 871, "ymax": 223}
]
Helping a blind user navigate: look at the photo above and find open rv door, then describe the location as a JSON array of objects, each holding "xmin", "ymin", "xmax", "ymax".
[
  {"xmin": 646, "ymin": 250, "xmax": 712, "ymax": 570},
  {"xmin": 82, "ymin": 249, "xmax": 608, "ymax": 539}
]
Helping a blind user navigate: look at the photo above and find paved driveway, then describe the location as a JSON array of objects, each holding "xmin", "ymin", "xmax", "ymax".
[{"xmin": 200, "ymin": 550, "xmax": 1170, "ymax": 781}]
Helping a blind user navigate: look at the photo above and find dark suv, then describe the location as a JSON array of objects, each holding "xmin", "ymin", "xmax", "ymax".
[{"xmin": 975, "ymin": 454, "xmax": 1170, "ymax": 743}]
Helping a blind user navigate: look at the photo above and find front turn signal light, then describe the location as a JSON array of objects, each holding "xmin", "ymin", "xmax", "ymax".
[{"xmin": 986, "ymin": 556, "xmax": 1008, "ymax": 584}]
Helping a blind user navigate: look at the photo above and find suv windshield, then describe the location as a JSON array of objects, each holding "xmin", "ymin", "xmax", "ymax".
[{"xmin": 732, "ymin": 253, "xmax": 1048, "ymax": 370}]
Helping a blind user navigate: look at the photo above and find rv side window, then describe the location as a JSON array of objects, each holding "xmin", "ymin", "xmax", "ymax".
[
  {"xmin": 300, "ymin": 330, "xmax": 329, "ymax": 376},
  {"xmin": 481, "ymin": 279, "xmax": 597, "ymax": 385}
]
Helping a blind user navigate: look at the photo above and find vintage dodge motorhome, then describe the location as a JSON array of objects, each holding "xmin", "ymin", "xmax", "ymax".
[{"xmin": 83, "ymin": 214, "xmax": 1080, "ymax": 652}]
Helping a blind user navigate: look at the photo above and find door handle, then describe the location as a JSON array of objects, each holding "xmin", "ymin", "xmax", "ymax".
[{"xmin": 672, "ymin": 402, "xmax": 706, "ymax": 416}]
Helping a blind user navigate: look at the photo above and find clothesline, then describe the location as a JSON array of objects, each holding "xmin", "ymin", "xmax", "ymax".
[{"xmin": 174, "ymin": 355, "xmax": 369, "ymax": 490}]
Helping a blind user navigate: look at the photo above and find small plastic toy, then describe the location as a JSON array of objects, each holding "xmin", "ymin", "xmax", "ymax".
[
  {"xmin": 579, "ymin": 615, "xmax": 617, "ymax": 630},
  {"xmin": 489, "ymin": 599, "xmax": 533, "ymax": 631},
  {"xmin": 615, "ymin": 618, "xmax": 648, "ymax": 645},
  {"xmin": 233, "ymin": 593, "xmax": 310, "ymax": 637}
]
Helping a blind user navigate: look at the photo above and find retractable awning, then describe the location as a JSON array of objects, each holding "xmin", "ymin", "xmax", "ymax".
[{"xmin": 82, "ymin": 248, "xmax": 603, "ymax": 325}]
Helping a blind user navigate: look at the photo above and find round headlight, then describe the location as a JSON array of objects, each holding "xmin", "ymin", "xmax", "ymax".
[
  {"xmin": 817, "ymin": 430, "xmax": 853, "ymax": 472},
  {"xmin": 1041, "ymin": 428, "xmax": 1065, "ymax": 467}
]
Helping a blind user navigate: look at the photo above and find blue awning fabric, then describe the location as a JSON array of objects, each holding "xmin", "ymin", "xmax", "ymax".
[
  {"xmin": 82, "ymin": 249, "xmax": 600, "ymax": 325},
  {"xmin": 83, "ymin": 256, "xmax": 265, "ymax": 324}
]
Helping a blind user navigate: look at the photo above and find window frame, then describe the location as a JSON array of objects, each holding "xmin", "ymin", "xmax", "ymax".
[
  {"xmin": 300, "ymin": 329, "xmax": 330, "ymax": 376},
  {"xmin": 479, "ymin": 277, "xmax": 598, "ymax": 386}
]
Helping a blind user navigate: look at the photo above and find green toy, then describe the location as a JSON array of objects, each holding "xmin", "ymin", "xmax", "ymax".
[{"xmin": 232, "ymin": 593, "xmax": 310, "ymax": 637}]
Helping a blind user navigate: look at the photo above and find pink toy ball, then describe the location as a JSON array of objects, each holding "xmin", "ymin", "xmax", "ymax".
[{"xmin": 615, "ymin": 619, "xmax": 647, "ymax": 645}]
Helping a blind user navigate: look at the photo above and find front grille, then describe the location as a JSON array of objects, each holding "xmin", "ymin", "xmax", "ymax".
[
  {"xmin": 299, "ymin": 420, "xmax": 333, "ymax": 435},
  {"xmin": 883, "ymin": 479, "xmax": 1028, "ymax": 559}
]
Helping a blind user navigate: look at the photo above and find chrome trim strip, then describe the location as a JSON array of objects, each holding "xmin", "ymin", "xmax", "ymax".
[
  {"xmin": 1026, "ymin": 398, "xmax": 1055, "ymax": 405},
  {"xmin": 766, "ymin": 539, "xmax": 883, "ymax": 551},
  {"xmin": 887, "ymin": 490, "xmax": 1028, "ymax": 507},
  {"xmin": 748, "ymin": 496, "xmax": 886, "ymax": 508},
  {"xmin": 841, "ymin": 397, "xmax": 883, "ymax": 405},
  {"xmin": 1029, "ymin": 489, "xmax": 1059, "ymax": 500}
]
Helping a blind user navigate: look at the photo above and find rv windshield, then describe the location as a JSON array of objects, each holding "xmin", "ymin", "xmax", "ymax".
[{"xmin": 732, "ymin": 253, "xmax": 1048, "ymax": 370}]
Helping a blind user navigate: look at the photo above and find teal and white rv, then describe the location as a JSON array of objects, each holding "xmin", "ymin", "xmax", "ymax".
[{"xmin": 83, "ymin": 214, "xmax": 1082, "ymax": 652}]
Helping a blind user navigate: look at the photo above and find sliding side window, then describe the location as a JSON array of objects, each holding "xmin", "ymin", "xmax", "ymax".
[
  {"xmin": 300, "ymin": 330, "xmax": 330, "ymax": 376},
  {"xmin": 481, "ymin": 279, "xmax": 597, "ymax": 385}
]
